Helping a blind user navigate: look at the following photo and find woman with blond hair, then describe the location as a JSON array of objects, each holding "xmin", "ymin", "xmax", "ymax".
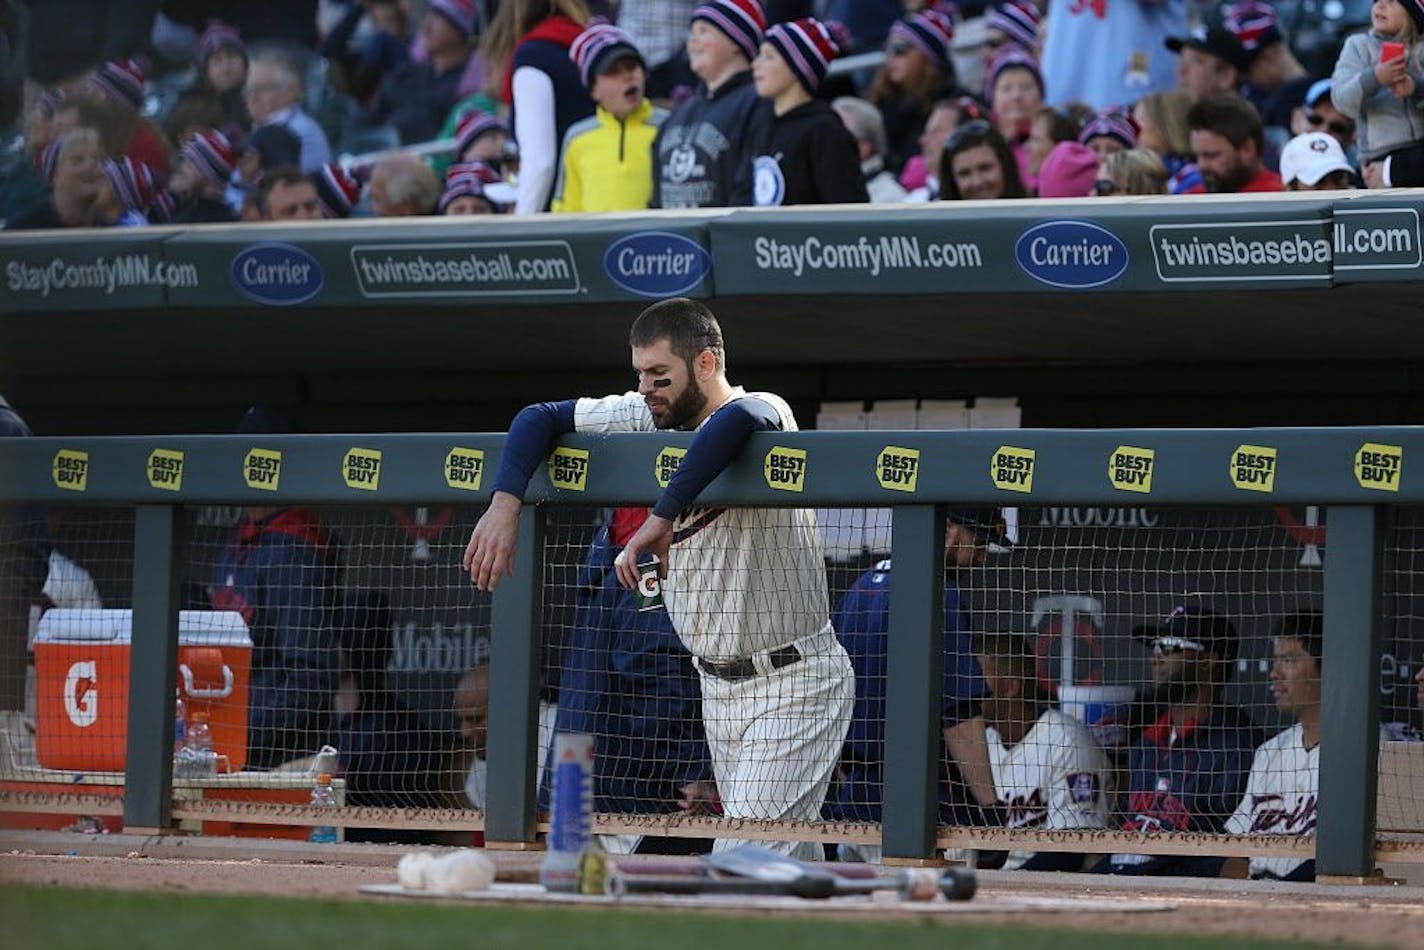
[
  {"xmin": 481, "ymin": 0, "xmax": 593, "ymax": 214},
  {"xmin": 1095, "ymin": 147, "xmax": 1168, "ymax": 196},
  {"xmin": 1133, "ymin": 90, "xmax": 1202, "ymax": 194}
]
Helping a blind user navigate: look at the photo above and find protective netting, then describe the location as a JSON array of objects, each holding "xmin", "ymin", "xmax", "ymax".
[{"xmin": 1381, "ymin": 507, "xmax": 1424, "ymax": 845}]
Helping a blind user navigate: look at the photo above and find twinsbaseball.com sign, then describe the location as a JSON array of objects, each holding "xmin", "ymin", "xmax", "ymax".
[{"xmin": 350, "ymin": 241, "xmax": 581, "ymax": 298}]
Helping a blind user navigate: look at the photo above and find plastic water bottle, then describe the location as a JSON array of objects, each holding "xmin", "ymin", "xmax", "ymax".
[
  {"xmin": 176, "ymin": 710, "xmax": 217, "ymax": 778},
  {"xmin": 309, "ymin": 772, "xmax": 339, "ymax": 844},
  {"xmin": 172, "ymin": 691, "xmax": 187, "ymax": 761},
  {"xmin": 541, "ymin": 733, "xmax": 593, "ymax": 892}
]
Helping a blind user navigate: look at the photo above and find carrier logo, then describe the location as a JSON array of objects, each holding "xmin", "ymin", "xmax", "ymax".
[
  {"xmin": 876, "ymin": 446, "xmax": 920, "ymax": 493},
  {"xmin": 1230, "ymin": 444, "xmax": 1277, "ymax": 493},
  {"xmin": 604, "ymin": 232, "xmax": 711, "ymax": 298},
  {"xmin": 655, "ymin": 446, "xmax": 687, "ymax": 488},
  {"xmin": 230, "ymin": 242, "xmax": 324, "ymax": 305},
  {"xmin": 52, "ymin": 449, "xmax": 89, "ymax": 492},
  {"xmin": 1108, "ymin": 445, "xmax": 1155, "ymax": 493},
  {"xmin": 64, "ymin": 660, "xmax": 98, "ymax": 727},
  {"xmin": 548, "ymin": 447, "xmax": 589, "ymax": 491},
  {"xmin": 1015, "ymin": 220, "xmax": 1129, "ymax": 289},
  {"xmin": 147, "ymin": 448, "xmax": 185, "ymax": 492},
  {"xmin": 764, "ymin": 446, "xmax": 807, "ymax": 492},
  {"xmin": 1355, "ymin": 442, "xmax": 1402, "ymax": 492},
  {"xmin": 991, "ymin": 446, "xmax": 1036, "ymax": 493},
  {"xmin": 445, "ymin": 447, "xmax": 485, "ymax": 491},
  {"xmin": 244, "ymin": 448, "xmax": 282, "ymax": 491},
  {"xmin": 343, "ymin": 447, "xmax": 382, "ymax": 491}
]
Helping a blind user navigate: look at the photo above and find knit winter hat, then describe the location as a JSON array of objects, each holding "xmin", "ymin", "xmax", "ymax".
[
  {"xmin": 764, "ymin": 17, "xmax": 844, "ymax": 94},
  {"xmin": 1222, "ymin": 0, "xmax": 1282, "ymax": 60},
  {"xmin": 1078, "ymin": 108, "xmax": 1139, "ymax": 149},
  {"xmin": 440, "ymin": 161, "xmax": 509, "ymax": 212},
  {"xmin": 1401, "ymin": 0, "xmax": 1424, "ymax": 30},
  {"xmin": 570, "ymin": 21, "xmax": 644, "ymax": 89},
  {"xmin": 429, "ymin": 0, "xmax": 478, "ymax": 39},
  {"xmin": 103, "ymin": 156, "xmax": 156, "ymax": 212},
  {"xmin": 690, "ymin": 0, "xmax": 767, "ymax": 63},
  {"xmin": 196, "ymin": 20, "xmax": 246, "ymax": 68},
  {"xmin": 150, "ymin": 188, "xmax": 177, "ymax": 223},
  {"xmin": 89, "ymin": 59, "xmax": 146, "ymax": 113},
  {"xmin": 313, "ymin": 163, "xmax": 363, "ymax": 219},
  {"xmin": 37, "ymin": 138, "xmax": 62, "ymax": 183},
  {"xmin": 181, "ymin": 129, "xmax": 237, "ymax": 187},
  {"xmin": 986, "ymin": 1, "xmax": 1040, "ymax": 50},
  {"xmin": 454, "ymin": 109, "xmax": 508, "ymax": 157},
  {"xmin": 985, "ymin": 45, "xmax": 1043, "ymax": 98},
  {"xmin": 1037, "ymin": 141, "xmax": 1099, "ymax": 198},
  {"xmin": 888, "ymin": 6, "xmax": 956, "ymax": 72}
]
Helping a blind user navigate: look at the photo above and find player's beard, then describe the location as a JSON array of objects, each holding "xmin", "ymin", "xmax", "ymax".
[{"xmin": 652, "ymin": 374, "xmax": 708, "ymax": 430}]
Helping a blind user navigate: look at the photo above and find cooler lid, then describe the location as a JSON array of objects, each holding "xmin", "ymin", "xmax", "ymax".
[{"xmin": 34, "ymin": 608, "xmax": 252, "ymax": 646}]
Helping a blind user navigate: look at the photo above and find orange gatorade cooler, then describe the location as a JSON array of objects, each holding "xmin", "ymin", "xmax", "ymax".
[{"xmin": 34, "ymin": 609, "xmax": 253, "ymax": 773}]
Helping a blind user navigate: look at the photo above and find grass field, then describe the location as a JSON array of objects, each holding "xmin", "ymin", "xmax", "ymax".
[{"xmin": 0, "ymin": 884, "xmax": 1345, "ymax": 950}]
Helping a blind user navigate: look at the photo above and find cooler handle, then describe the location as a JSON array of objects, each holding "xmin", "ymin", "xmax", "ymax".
[{"xmin": 180, "ymin": 662, "xmax": 234, "ymax": 699}]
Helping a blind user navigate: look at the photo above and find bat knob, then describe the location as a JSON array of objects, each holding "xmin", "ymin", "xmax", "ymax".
[
  {"xmin": 791, "ymin": 873, "xmax": 838, "ymax": 900},
  {"xmin": 939, "ymin": 867, "xmax": 977, "ymax": 902}
]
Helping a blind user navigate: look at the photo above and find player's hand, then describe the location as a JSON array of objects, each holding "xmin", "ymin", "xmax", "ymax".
[
  {"xmin": 613, "ymin": 514, "xmax": 673, "ymax": 590},
  {"xmin": 1376, "ymin": 55, "xmax": 1407, "ymax": 87},
  {"xmin": 462, "ymin": 491, "xmax": 522, "ymax": 591},
  {"xmin": 678, "ymin": 779, "xmax": 720, "ymax": 815}
]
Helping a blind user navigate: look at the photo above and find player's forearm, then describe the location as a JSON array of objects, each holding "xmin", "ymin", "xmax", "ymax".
[
  {"xmin": 652, "ymin": 399, "xmax": 779, "ymax": 520},
  {"xmin": 490, "ymin": 400, "xmax": 578, "ymax": 499},
  {"xmin": 944, "ymin": 717, "xmax": 999, "ymax": 808}
]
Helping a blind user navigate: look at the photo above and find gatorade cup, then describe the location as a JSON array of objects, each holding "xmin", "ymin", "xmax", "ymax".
[
  {"xmin": 541, "ymin": 732, "xmax": 594, "ymax": 892},
  {"xmin": 634, "ymin": 554, "xmax": 664, "ymax": 613}
]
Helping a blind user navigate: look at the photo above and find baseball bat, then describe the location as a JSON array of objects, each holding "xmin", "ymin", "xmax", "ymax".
[{"xmin": 609, "ymin": 871, "xmax": 839, "ymax": 900}]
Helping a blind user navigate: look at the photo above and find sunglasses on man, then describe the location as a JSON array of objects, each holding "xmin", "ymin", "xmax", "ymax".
[
  {"xmin": 1306, "ymin": 112, "xmax": 1354, "ymax": 139},
  {"xmin": 1152, "ymin": 636, "xmax": 1205, "ymax": 657}
]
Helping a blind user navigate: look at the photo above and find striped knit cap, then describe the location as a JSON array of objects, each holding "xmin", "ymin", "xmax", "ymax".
[
  {"xmin": 764, "ymin": 17, "xmax": 843, "ymax": 94},
  {"xmin": 181, "ymin": 129, "xmax": 237, "ymax": 187},
  {"xmin": 1078, "ymin": 108, "xmax": 1139, "ymax": 149},
  {"xmin": 196, "ymin": 20, "xmax": 245, "ymax": 68},
  {"xmin": 690, "ymin": 0, "xmax": 767, "ymax": 63},
  {"xmin": 569, "ymin": 21, "xmax": 644, "ymax": 89},
  {"xmin": 89, "ymin": 59, "xmax": 146, "ymax": 113},
  {"xmin": 986, "ymin": 1, "xmax": 1040, "ymax": 50},
  {"xmin": 1222, "ymin": 0, "xmax": 1282, "ymax": 55},
  {"xmin": 985, "ymin": 45, "xmax": 1043, "ymax": 98},
  {"xmin": 1406, "ymin": 0, "xmax": 1424, "ymax": 30},
  {"xmin": 103, "ymin": 157, "xmax": 157, "ymax": 212},
  {"xmin": 888, "ymin": 6, "xmax": 957, "ymax": 72},
  {"xmin": 454, "ymin": 109, "xmax": 508, "ymax": 157},
  {"xmin": 313, "ymin": 163, "xmax": 363, "ymax": 219},
  {"xmin": 440, "ymin": 161, "xmax": 505, "ymax": 212},
  {"xmin": 37, "ymin": 138, "xmax": 63, "ymax": 183},
  {"xmin": 429, "ymin": 0, "xmax": 478, "ymax": 38}
]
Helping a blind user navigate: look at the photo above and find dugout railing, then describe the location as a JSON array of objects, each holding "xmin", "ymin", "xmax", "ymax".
[{"xmin": 0, "ymin": 427, "xmax": 1420, "ymax": 879}]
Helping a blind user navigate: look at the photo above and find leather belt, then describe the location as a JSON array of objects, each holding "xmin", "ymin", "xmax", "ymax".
[{"xmin": 699, "ymin": 644, "xmax": 802, "ymax": 682}]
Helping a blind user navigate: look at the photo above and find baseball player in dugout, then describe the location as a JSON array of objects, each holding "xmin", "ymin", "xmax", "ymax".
[
  {"xmin": 464, "ymin": 297, "xmax": 855, "ymax": 860},
  {"xmin": 825, "ymin": 510, "xmax": 1012, "ymax": 866}
]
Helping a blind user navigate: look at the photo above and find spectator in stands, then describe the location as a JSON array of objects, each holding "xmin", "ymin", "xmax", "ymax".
[
  {"xmin": 482, "ymin": 0, "xmax": 593, "ymax": 214},
  {"xmin": 974, "ymin": 631, "xmax": 1111, "ymax": 871},
  {"xmin": 986, "ymin": 48, "xmax": 1044, "ymax": 190},
  {"xmin": 833, "ymin": 96, "xmax": 908, "ymax": 202},
  {"xmin": 1167, "ymin": 25, "xmax": 1250, "ymax": 103},
  {"xmin": 749, "ymin": 19, "xmax": 867, "ymax": 205},
  {"xmin": 84, "ymin": 60, "xmax": 173, "ymax": 177},
  {"xmin": 938, "ymin": 120, "xmax": 1026, "ymax": 200},
  {"xmin": 1134, "ymin": 89, "xmax": 1203, "ymax": 193},
  {"xmin": 258, "ymin": 166, "xmax": 324, "ymax": 221},
  {"xmin": 651, "ymin": 0, "xmax": 769, "ymax": 209},
  {"xmin": 369, "ymin": 152, "xmax": 441, "ymax": 216},
  {"xmin": 314, "ymin": 163, "xmax": 364, "ymax": 219},
  {"xmin": 174, "ymin": 21, "xmax": 251, "ymax": 138},
  {"xmin": 452, "ymin": 110, "xmax": 512, "ymax": 171},
  {"xmin": 1079, "ymin": 108, "xmax": 1138, "ymax": 161},
  {"xmin": 1042, "ymin": 0, "xmax": 1186, "ymax": 110},
  {"xmin": 1026, "ymin": 106, "xmax": 1082, "ymax": 182},
  {"xmin": 617, "ymin": 0, "xmax": 698, "ymax": 98},
  {"xmin": 3, "ymin": 93, "xmax": 63, "ymax": 223},
  {"xmin": 245, "ymin": 53, "xmax": 332, "ymax": 173},
  {"xmin": 1188, "ymin": 95, "xmax": 1283, "ymax": 193},
  {"xmin": 982, "ymin": 1, "xmax": 1041, "ymax": 71},
  {"xmin": 165, "ymin": 93, "xmax": 228, "ymax": 154},
  {"xmin": 1096, "ymin": 148, "xmax": 1169, "ymax": 195},
  {"xmin": 552, "ymin": 23, "xmax": 666, "ymax": 212},
  {"xmin": 1332, "ymin": 0, "xmax": 1424, "ymax": 189},
  {"xmin": 441, "ymin": 161, "xmax": 515, "ymax": 214},
  {"xmin": 5, "ymin": 129, "xmax": 106, "ymax": 230},
  {"xmin": 543, "ymin": 512, "xmax": 712, "ymax": 855},
  {"xmin": 167, "ymin": 129, "xmax": 240, "ymax": 223},
  {"xmin": 365, "ymin": 0, "xmax": 479, "ymax": 145},
  {"xmin": 1279, "ymin": 131, "xmax": 1356, "ymax": 191},
  {"xmin": 1036, "ymin": 141, "xmax": 1098, "ymax": 197},
  {"xmin": 865, "ymin": 5, "xmax": 960, "ymax": 176},
  {"xmin": 455, "ymin": 664, "xmax": 490, "ymax": 811},
  {"xmin": 210, "ymin": 405, "xmax": 341, "ymax": 770},
  {"xmin": 1222, "ymin": 611, "xmax": 1322, "ymax": 882},
  {"xmin": 95, "ymin": 157, "xmax": 156, "ymax": 227},
  {"xmin": 1092, "ymin": 604, "xmax": 1263, "ymax": 876},
  {"xmin": 1290, "ymin": 80, "xmax": 1358, "ymax": 156},
  {"xmin": 322, "ymin": 0, "xmax": 412, "ymax": 106},
  {"xmin": 1224, "ymin": 1, "xmax": 1312, "ymax": 143},
  {"xmin": 826, "ymin": 509, "xmax": 1010, "ymax": 864},
  {"xmin": 901, "ymin": 95, "xmax": 987, "ymax": 198}
]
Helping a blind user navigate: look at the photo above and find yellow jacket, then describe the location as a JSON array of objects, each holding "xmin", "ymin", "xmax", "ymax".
[{"xmin": 551, "ymin": 99, "xmax": 666, "ymax": 213}]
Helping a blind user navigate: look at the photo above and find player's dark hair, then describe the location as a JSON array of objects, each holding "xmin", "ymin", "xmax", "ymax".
[
  {"xmin": 1275, "ymin": 610, "xmax": 1323, "ymax": 664},
  {"xmin": 630, "ymin": 298, "xmax": 725, "ymax": 373},
  {"xmin": 256, "ymin": 165, "xmax": 310, "ymax": 216},
  {"xmin": 1186, "ymin": 94, "xmax": 1264, "ymax": 154},
  {"xmin": 971, "ymin": 630, "xmax": 1035, "ymax": 684}
]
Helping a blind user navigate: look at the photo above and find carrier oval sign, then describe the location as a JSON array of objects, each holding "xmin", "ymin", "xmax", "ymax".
[
  {"xmin": 230, "ymin": 242, "xmax": 325, "ymax": 305},
  {"xmin": 603, "ymin": 231, "xmax": 711, "ymax": 298},
  {"xmin": 1014, "ymin": 220, "xmax": 1129, "ymax": 290}
]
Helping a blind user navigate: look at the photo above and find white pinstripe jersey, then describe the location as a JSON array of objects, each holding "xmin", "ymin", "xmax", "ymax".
[
  {"xmin": 987, "ymin": 708, "xmax": 1112, "ymax": 832},
  {"xmin": 574, "ymin": 387, "xmax": 832, "ymax": 661},
  {"xmin": 1224, "ymin": 723, "xmax": 1317, "ymax": 880}
]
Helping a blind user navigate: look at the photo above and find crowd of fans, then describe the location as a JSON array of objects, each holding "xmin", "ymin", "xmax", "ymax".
[{"xmin": 0, "ymin": 0, "xmax": 1420, "ymax": 230}]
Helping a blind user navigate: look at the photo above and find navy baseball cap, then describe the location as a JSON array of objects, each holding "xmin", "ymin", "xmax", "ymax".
[
  {"xmin": 1164, "ymin": 25, "xmax": 1252, "ymax": 73},
  {"xmin": 946, "ymin": 507, "xmax": 1014, "ymax": 550},
  {"xmin": 1133, "ymin": 604, "xmax": 1238, "ymax": 662}
]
